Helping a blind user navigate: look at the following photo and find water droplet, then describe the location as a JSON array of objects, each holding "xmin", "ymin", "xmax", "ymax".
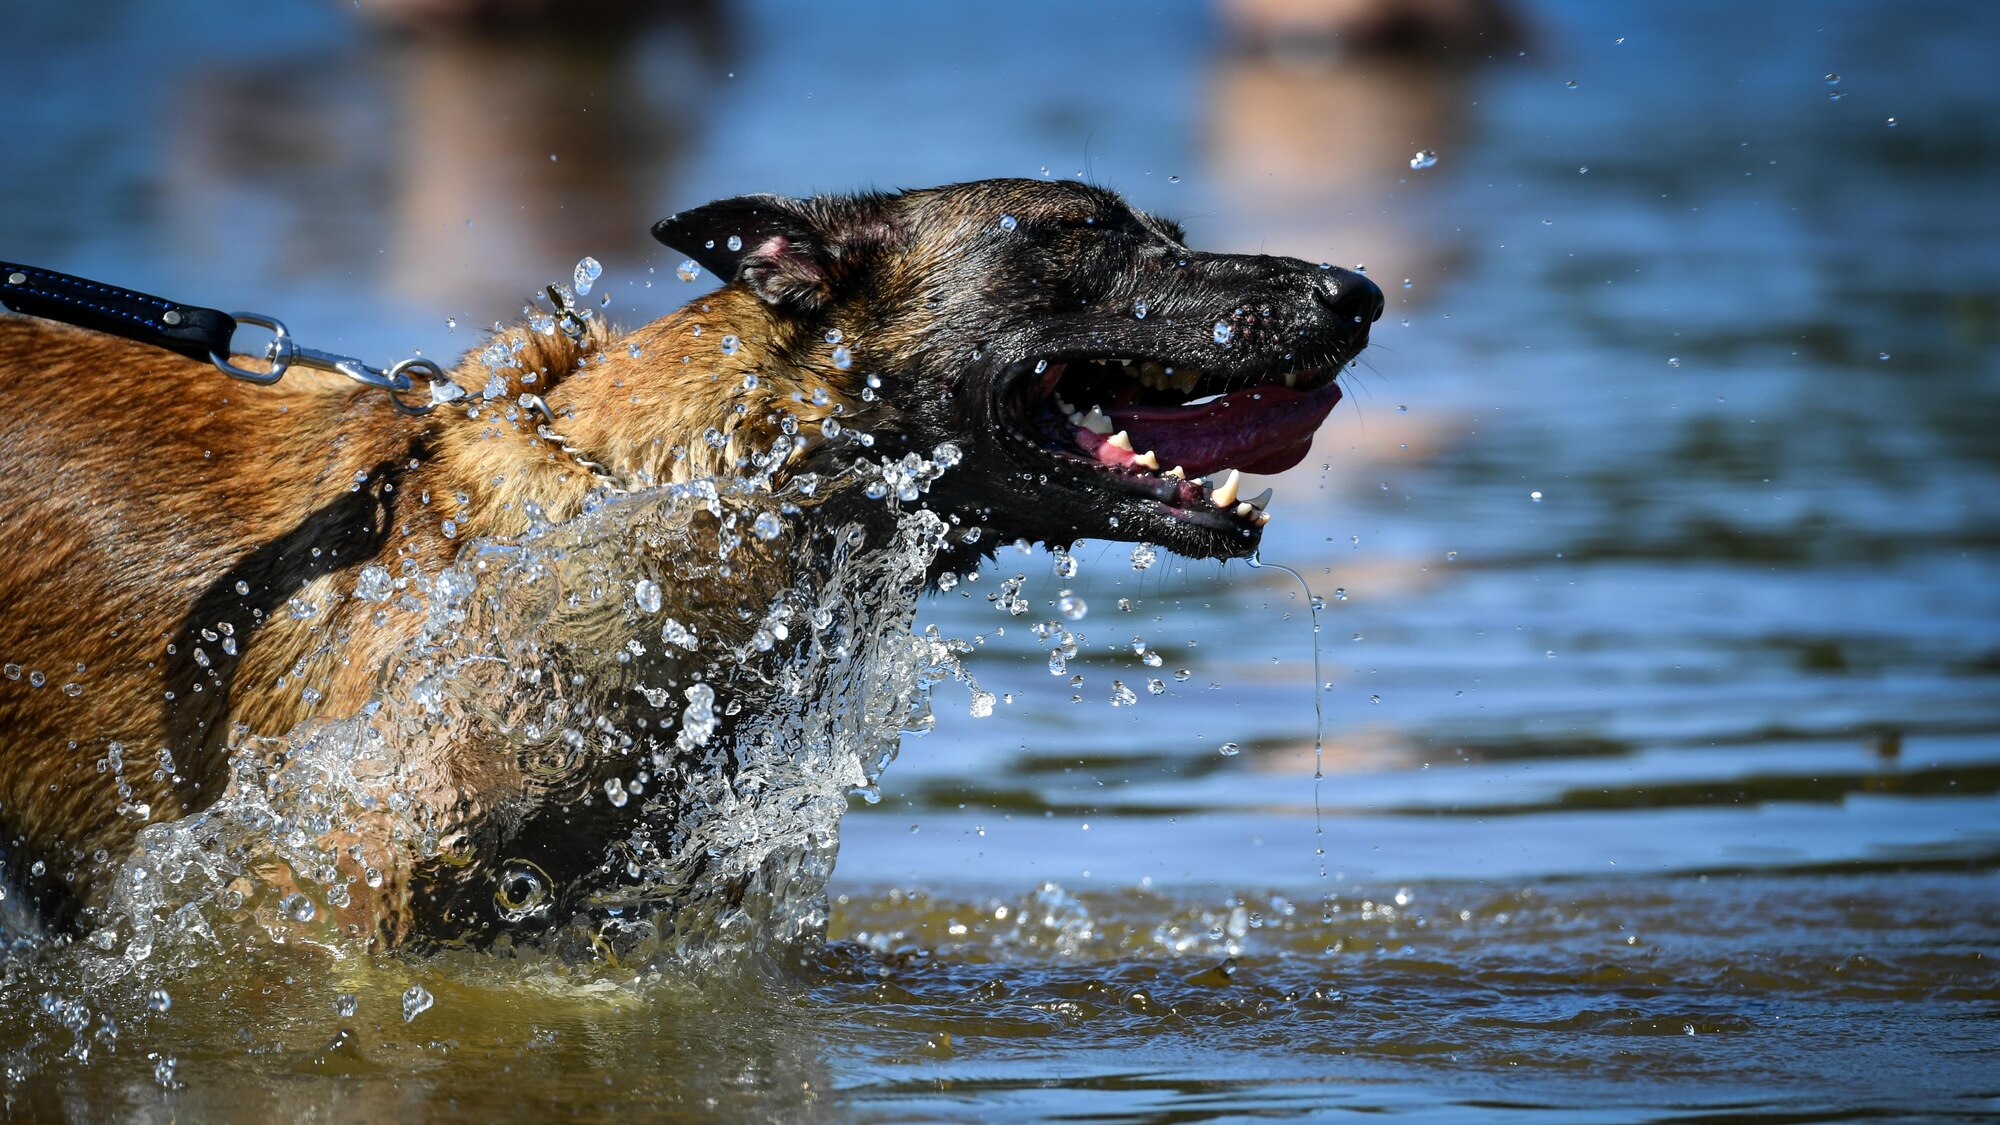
[
  {"xmin": 1878, "ymin": 352, "xmax": 1891, "ymax": 361},
  {"xmin": 1409, "ymin": 149, "xmax": 1439, "ymax": 171},
  {"xmin": 1109, "ymin": 681, "xmax": 1138, "ymax": 707},
  {"xmin": 572, "ymin": 256, "xmax": 602, "ymax": 296},
  {"xmin": 441, "ymin": 519, "xmax": 458, "ymax": 539},
  {"xmin": 1824, "ymin": 73, "xmax": 1841, "ymax": 86},
  {"xmin": 61, "ymin": 682, "xmax": 82, "ymax": 698},
  {"xmin": 825, "ymin": 328, "xmax": 843, "ymax": 344},
  {"xmin": 444, "ymin": 317, "xmax": 457, "ymax": 331},
  {"xmin": 676, "ymin": 259, "xmax": 701, "ymax": 282},
  {"xmin": 234, "ymin": 579, "xmax": 251, "ymax": 596},
  {"xmin": 969, "ymin": 690, "xmax": 997, "ymax": 717},
  {"xmin": 1057, "ymin": 591, "xmax": 1087, "ymax": 621},
  {"xmin": 355, "ymin": 565, "xmax": 393, "ymax": 603},
  {"xmin": 1828, "ymin": 89, "xmax": 1844, "ymax": 101},
  {"xmin": 603, "ymin": 777, "xmax": 629, "ymax": 807},
  {"xmin": 1530, "ymin": 490, "xmax": 1544, "ymax": 502},
  {"xmin": 280, "ymin": 893, "xmax": 316, "ymax": 923},
  {"xmin": 1133, "ymin": 300, "xmax": 1148, "ymax": 320},
  {"xmin": 721, "ymin": 334, "xmax": 740, "ymax": 356},
  {"xmin": 1218, "ymin": 742, "xmax": 1240, "ymax": 756},
  {"xmin": 1212, "ymin": 322, "xmax": 1234, "ymax": 345},
  {"xmin": 146, "ymin": 988, "xmax": 171, "ymax": 1013},
  {"xmin": 634, "ymin": 579, "xmax": 663, "ymax": 614},
  {"xmin": 1168, "ymin": 174, "xmax": 1181, "ymax": 183},
  {"xmin": 1565, "ymin": 79, "xmax": 1579, "ymax": 90},
  {"xmin": 832, "ymin": 345, "xmax": 853, "ymax": 369},
  {"xmin": 1129, "ymin": 543, "xmax": 1157, "ymax": 571},
  {"xmin": 401, "ymin": 985, "xmax": 434, "ymax": 1023},
  {"xmin": 726, "ymin": 235, "xmax": 743, "ymax": 252},
  {"xmin": 334, "ymin": 994, "xmax": 358, "ymax": 1018},
  {"xmin": 999, "ymin": 214, "xmax": 1018, "ymax": 231},
  {"xmin": 1578, "ymin": 165, "xmax": 1590, "ymax": 174},
  {"xmin": 753, "ymin": 512, "xmax": 782, "ymax": 541},
  {"xmin": 1886, "ymin": 117, "xmax": 1898, "ymax": 127},
  {"xmin": 1667, "ymin": 357, "xmax": 1681, "ymax": 368}
]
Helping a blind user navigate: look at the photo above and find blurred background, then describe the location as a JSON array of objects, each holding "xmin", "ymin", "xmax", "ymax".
[{"xmin": 3, "ymin": 0, "xmax": 1997, "ymax": 1119}]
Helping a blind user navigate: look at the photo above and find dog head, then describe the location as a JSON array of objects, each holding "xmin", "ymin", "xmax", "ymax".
[{"xmin": 653, "ymin": 178, "xmax": 1381, "ymax": 560}]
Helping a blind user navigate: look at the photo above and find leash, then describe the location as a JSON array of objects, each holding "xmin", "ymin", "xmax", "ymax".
[{"xmin": 0, "ymin": 261, "xmax": 471, "ymax": 415}]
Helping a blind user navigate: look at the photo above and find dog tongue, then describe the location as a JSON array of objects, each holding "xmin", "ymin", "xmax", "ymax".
[{"xmin": 1104, "ymin": 381, "xmax": 1342, "ymax": 478}]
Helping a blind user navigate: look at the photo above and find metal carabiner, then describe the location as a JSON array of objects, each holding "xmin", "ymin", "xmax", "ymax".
[{"xmin": 209, "ymin": 310, "xmax": 471, "ymax": 416}]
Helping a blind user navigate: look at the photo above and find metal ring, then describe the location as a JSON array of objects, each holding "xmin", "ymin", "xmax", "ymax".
[
  {"xmin": 385, "ymin": 357, "xmax": 471, "ymax": 416},
  {"xmin": 209, "ymin": 311, "xmax": 291, "ymax": 385}
]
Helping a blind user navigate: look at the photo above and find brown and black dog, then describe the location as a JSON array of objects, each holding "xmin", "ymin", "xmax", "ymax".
[{"xmin": 0, "ymin": 179, "xmax": 1380, "ymax": 946}]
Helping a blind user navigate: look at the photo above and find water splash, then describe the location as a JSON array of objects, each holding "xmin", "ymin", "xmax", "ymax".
[{"xmin": 33, "ymin": 443, "xmax": 988, "ymax": 1024}]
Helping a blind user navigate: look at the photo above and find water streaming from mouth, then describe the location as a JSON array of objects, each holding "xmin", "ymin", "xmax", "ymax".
[{"xmin": 1245, "ymin": 554, "xmax": 1328, "ymax": 882}]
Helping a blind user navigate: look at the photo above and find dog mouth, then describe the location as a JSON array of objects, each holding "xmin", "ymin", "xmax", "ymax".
[{"xmin": 1000, "ymin": 353, "xmax": 1345, "ymax": 534}]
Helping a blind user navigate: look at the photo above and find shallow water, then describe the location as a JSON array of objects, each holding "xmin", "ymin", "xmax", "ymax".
[{"xmin": 3, "ymin": 0, "xmax": 1999, "ymax": 1120}]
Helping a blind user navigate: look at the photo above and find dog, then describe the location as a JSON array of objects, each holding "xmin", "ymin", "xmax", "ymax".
[{"xmin": 0, "ymin": 179, "xmax": 1381, "ymax": 948}]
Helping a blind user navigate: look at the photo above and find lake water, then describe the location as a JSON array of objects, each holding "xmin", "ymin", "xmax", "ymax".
[{"xmin": 2, "ymin": 0, "xmax": 1996, "ymax": 1120}]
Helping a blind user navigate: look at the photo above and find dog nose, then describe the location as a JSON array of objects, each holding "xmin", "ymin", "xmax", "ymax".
[{"xmin": 1314, "ymin": 268, "xmax": 1385, "ymax": 325}]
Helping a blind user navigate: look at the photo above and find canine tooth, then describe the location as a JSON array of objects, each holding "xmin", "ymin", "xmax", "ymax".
[
  {"xmin": 1253, "ymin": 511, "xmax": 1271, "ymax": 528},
  {"xmin": 1235, "ymin": 502, "xmax": 1255, "ymax": 518},
  {"xmin": 1108, "ymin": 430, "xmax": 1134, "ymax": 452},
  {"xmin": 1134, "ymin": 450, "xmax": 1160, "ymax": 470},
  {"xmin": 1079, "ymin": 408, "xmax": 1114, "ymax": 435},
  {"xmin": 1245, "ymin": 487, "xmax": 1273, "ymax": 511},
  {"xmin": 1212, "ymin": 469, "xmax": 1241, "ymax": 508},
  {"xmin": 1164, "ymin": 465, "xmax": 1186, "ymax": 479},
  {"xmin": 1173, "ymin": 370, "xmax": 1200, "ymax": 393}
]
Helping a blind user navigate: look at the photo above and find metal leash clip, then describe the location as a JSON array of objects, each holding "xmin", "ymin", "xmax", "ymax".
[{"xmin": 210, "ymin": 312, "xmax": 470, "ymax": 416}]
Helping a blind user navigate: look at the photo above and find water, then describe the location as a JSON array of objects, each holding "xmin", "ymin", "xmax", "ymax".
[{"xmin": 3, "ymin": 0, "xmax": 1999, "ymax": 1120}]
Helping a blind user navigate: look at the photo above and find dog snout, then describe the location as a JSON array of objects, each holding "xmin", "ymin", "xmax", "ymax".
[{"xmin": 1314, "ymin": 268, "xmax": 1385, "ymax": 326}]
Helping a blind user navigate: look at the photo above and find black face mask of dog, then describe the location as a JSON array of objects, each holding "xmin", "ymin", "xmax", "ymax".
[{"xmin": 654, "ymin": 178, "xmax": 1383, "ymax": 565}]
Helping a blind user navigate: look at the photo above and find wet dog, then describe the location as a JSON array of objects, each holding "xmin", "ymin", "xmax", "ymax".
[{"xmin": 0, "ymin": 179, "xmax": 1380, "ymax": 946}]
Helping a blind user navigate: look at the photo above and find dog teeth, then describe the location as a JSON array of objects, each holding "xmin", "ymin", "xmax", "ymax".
[
  {"xmin": 1079, "ymin": 407, "xmax": 1114, "ymax": 435},
  {"xmin": 1133, "ymin": 450, "xmax": 1160, "ymax": 470},
  {"xmin": 1234, "ymin": 502, "xmax": 1255, "ymax": 518},
  {"xmin": 1252, "ymin": 511, "xmax": 1272, "ymax": 528},
  {"xmin": 1107, "ymin": 430, "xmax": 1134, "ymax": 452},
  {"xmin": 1172, "ymin": 369, "xmax": 1201, "ymax": 393},
  {"xmin": 1283, "ymin": 372, "xmax": 1297, "ymax": 388},
  {"xmin": 1244, "ymin": 487, "xmax": 1272, "ymax": 511},
  {"xmin": 1164, "ymin": 465, "xmax": 1186, "ymax": 479},
  {"xmin": 1211, "ymin": 469, "xmax": 1241, "ymax": 508}
]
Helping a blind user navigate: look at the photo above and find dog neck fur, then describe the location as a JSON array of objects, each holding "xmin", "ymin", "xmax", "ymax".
[{"xmin": 429, "ymin": 286, "xmax": 867, "ymax": 540}]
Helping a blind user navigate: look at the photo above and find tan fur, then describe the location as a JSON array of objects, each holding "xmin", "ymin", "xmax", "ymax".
[{"xmin": 0, "ymin": 292, "xmax": 854, "ymax": 931}]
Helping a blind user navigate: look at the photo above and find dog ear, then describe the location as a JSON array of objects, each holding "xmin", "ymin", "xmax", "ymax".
[{"xmin": 652, "ymin": 194, "xmax": 837, "ymax": 311}]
